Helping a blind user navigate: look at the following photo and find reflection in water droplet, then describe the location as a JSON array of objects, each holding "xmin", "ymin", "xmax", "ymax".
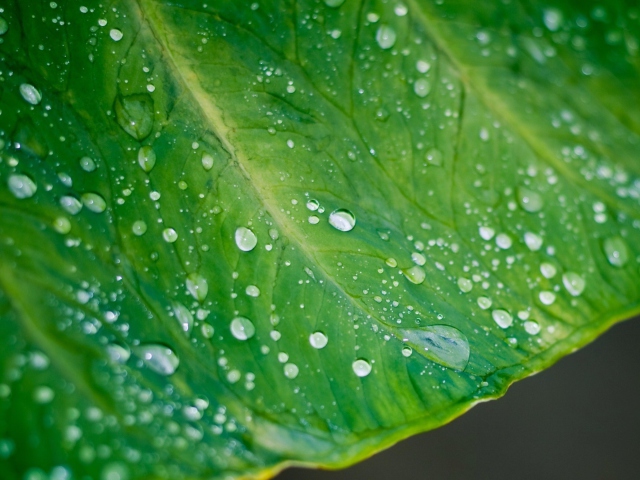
[
  {"xmin": 138, "ymin": 146, "xmax": 156, "ymax": 172},
  {"xmin": 79, "ymin": 156, "xmax": 96, "ymax": 172},
  {"xmin": 235, "ymin": 227, "xmax": 257, "ymax": 251},
  {"xmin": 539, "ymin": 291, "xmax": 556, "ymax": 305},
  {"xmin": 352, "ymin": 359, "xmax": 372, "ymax": 377},
  {"xmin": 562, "ymin": 272, "xmax": 585, "ymax": 296},
  {"xmin": 162, "ymin": 228, "xmax": 178, "ymax": 243},
  {"xmin": 81, "ymin": 193, "xmax": 106, "ymax": 213},
  {"xmin": 401, "ymin": 325, "xmax": 470, "ymax": 370},
  {"xmin": 492, "ymin": 309, "xmax": 513, "ymax": 328},
  {"xmin": 114, "ymin": 94, "xmax": 154, "ymax": 141},
  {"xmin": 457, "ymin": 277, "xmax": 473, "ymax": 293},
  {"xmin": 376, "ymin": 25, "xmax": 396, "ymax": 49},
  {"xmin": 524, "ymin": 320, "xmax": 541, "ymax": 335},
  {"xmin": 19, "ymin": 84, "xmax": 42, "ymax": 105},
  {"xmin": 540, "ymin": 262, "xmax": 557, "ymax": 278},
  {"xmin": 186, "ymin": 273, "xmax": 208, "ymax": 302},
  {"xmin": 403, "ymin": 265, "xmax": 425, "ymax": 285},
  {"xmin": 230, "ymin": 317, "xmax": 255, "ymax": 340},
  {"xmin": 309, "ymin": 331, "xmax": 328, "ymax": 349},
  {"xmin": 413, "ymin": 79, "xmax": 431, "ymax": 98},
  {"xmin": 603, "ymin": 236, "xmax": 629, "ymax": 267},
  {"xmin": 284, "ymin": 363, "xmax": 299, "ymax": 379},
  {"xmin": 173, "ymin": 303, "xmax": 193, "ymax": 333},
  {"xmin": 517, "ymin": 187, "xmax": 543, "ymax": 213},
  {"xmin": 328, "ymin": 209, "xmax": 356, "ymax": 232},
  {"xmin": 524, "ymin": 232, "xmax": 543, "ymax": 251},
  {"xmin": 60, "ymin": 195, "xmax": 82, "ymax": 215},
  {"xmin": 8, "ymin": 174, "xmax": 37, "ymax": 199},
  {"xmin": 134, "ymin": 344, "xmax": 179, "ymax": 376},
  {"xmin": 132, "ymin": 220, "xmax": 147, "ymax": 236}
]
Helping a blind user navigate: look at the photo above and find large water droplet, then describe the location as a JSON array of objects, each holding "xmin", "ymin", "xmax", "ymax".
[
  {"xmin": 413, "ymin": 79, "xmax": 431, "ymax": 98},
  {"xmin": 202, "ymin": 153, "xmax": 214, "ymax": 171},
  {"xmin": 230, "ymin": 317, "xmax": 255, "ymax": 340},
  {"xmin": 132, "ymin": 220, "xmax": 147, "ymax": 236},
  {"xmin": 495, "ymin": 233, "xmax": 512, "ymax": 249},
  {"xmin": 162, "ymin": 228, "xmax": 178, "ymax": 243},
  {"xmin": 479, "ymin": 226, "xmax": 495, "ymax": 240},
  {"xmin": 138, "ymin": 146, "xmax": 156, "ymax": 172},
  {"xmin": 401, "ymin": 325, "xmax": 470, "ymax": 370},
  {"xmin": 79, "ymin": 156, "xmax": 96, "ymax": 172},
  {"xmin": 19, "ymin": 84, "xmax": 42, "ymax": 105},
  {"xmin": 7, "ymin": 174, "xmax": 36, "ymax": 199},
  {"xmin": 543, "ymin": 7, "xmax": 563, "ymax": 31},
  {"xmin": 457, "ymin": 277, "xmax": 473, "ymax": 293},
  {"xmin": 517, "ymin": 187, "xmax": 543, "ymax": 213},
  {"xmin": 53, "ymin": 217, "xmax": 71, "ymax": 234},
  {"xmin": 0, "ymin": 17, "xmax": 8, "ymax": 35},
  {"xmin": 186, "ymin": 273, "xmax": 208, "ymax": 302},
  {"xmin": 478, "ymin": 296, "xmax": 492, "ymax": 310},
  {"xmin": 376, "ymin": 25, "xmax": 396, "ymax": 49},
  {"xmin": 114, "ymin": 94, "xmax": 154, "ymax": 141},
  {"xmin": 173, "ymin": 303, "xmax": 194, "ymax": 332},
  {"xmin": 562, "ymin": 272, "xmax": 585, "ymax": 296},
  {"xmin": 235, "ymin": 227, "xmax": 257, "ymax": 251},
  {"xmin": 60, "ymin": 195, "xmax": 82, "ymax": 215},
  {"xmin": 328, "ymin": 209, "xmax": 356, "ymax": 232},
  {"xmin": 524, "ymin": 232, "xmax": 543, "ymax": 251},
  {"xmin": 109, "ymin": 28, "xmax": 123, "ymax": 41},
  {"xmin": 134, "ymin": 344, "xmax": 179, "ymax": 376},
  {"xmin": 492, "ymin": 309, "xmax": 513, "ymax": 328},
  {"xmin": 539, "ymin": 291, "xmax": 556, "ymax": 305},
  {"xmin": 81, "ymin": 193, "xmax": 106, "ymax": 213},
  {"xmin": 603, "ymin": 236, "xmax": 629, "ymax": 267},
  {"xmin": 524, "ymin": 320, "xmax": 541, "ymax": 335},
  {"xmin": 106, "ymin": 343, "xmax": 131, "ymax": 363},
  {"xmin": 309, "ymin": 331, "xmax": 328, "ymax": 349},
  {"xmin": 284, "ymin": 363, "xmax": 299, "ymax": 379},
  {"xmin": 403, "ymin": 265, "xmax": 425, "ymax": 285},
  {"xmin": 352, "ymin": 359, "xmax": 372, "ymax": 377}
]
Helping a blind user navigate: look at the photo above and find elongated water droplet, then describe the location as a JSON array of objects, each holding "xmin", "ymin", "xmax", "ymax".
[
  {"xmin": 401, "ymin": 325, "xmax": 470, "ymax": 370},
  {"xmin": 8, "ymin": 174, "xmax": 36, "ymax": 199},
  {"xmin": 328, "ymin": 209, "xmax": 356, "ymax": 232},
  {"xmin": 540, "ymin": 262, "xmax": 557, "ymax": 278},
  {"xmin": 114, "ymin": 94, "xmax": 154, "ymax": 141},
  {"xmin": 309, "ymin": 331, "xmax": 328, "ymax": 349},
  {"xmin": 603, "ymin": 236, "xmax": 629, "ymax": 267},
  {"xmin": 352, "ymin": 359, "xmax": 372, "ymax": 377},
  {"xmin": 137, "ymin": 146, "xmax": 156, "ymax": 172},
  {"xmin": 186, "ymin": 273, "xmax": 208, "ymax": 302},
  {"xmin": 524, "ymin": 232, "xmax": 543, "ymax": 251},
  {"xmin": 401, "ymin": 346, "xmax": 413, "ymax": 357},
  {"xmin": 413, "ymin": 79, "xmax": 431, "ymax": 98},
  {"xmin": 284, "ymin": 363, "xmax": 299, "ymax": 379},
  {"xmin": 562, "ymin": 272, "xmax": 585, "ymax": 296},
  {"xmin": 376, "ymin": 25, "xmax": 396, "ymax": 49},
  {"xmin": 403, "ymin": 265, "xmax": 425, "ymax": 285},
  {"xmin": 230, "ymin": 317, "xmax": 255, "ymax": 340},
  {"xmin": 53, "ymin": 217, "xmax": 71, "ymax": 234},
  {"xmin": 162, "ymin": 228, "xmax": 178, "ymax": 243},
  {"xmin": 173, "ymin": 303, "xmax": 193, "ymax": 332},
  {"xmin": 492, "ymin": 309, "xmax": 513, "ymax": 328},
  {"xmin": 457, "ymin": 277, "xmax": 473, "ymax": 293},
  {"xmin": 81, "ymin": 193, "xmax": 106, "ymax": 213},
  {"xmin": 202, "ymin": 153, "xmax": 214, "ymax": 171},
  {"xmin": 19, "ymin": 84, "xmax": 41, "ymax": 105},
  {"xmin": 235, "ymin": 227, "xmax": 257, "ymax": 251},
  {"xmin": 517, "ymin": 187, "xmax": 543, "ymax": 213},
  {"xmin": 132, "ymin": 220, "xmax": 147, "ymax": 236},
  {"xmin": 60, "ymin": 195, "xmax": 82, "ymax": 215},
  {"xmin": 106, "ymin": 343, "xmax": 130, "ymax": 363},
  {"xmin": 79, "ymin": 156, "xmax": 96, "ymax": 172},
  {"xmin": 411, "ymin": 252, "xmax": 426, "ymax": 266},
  {"xmin": 134, "ymin": 344, "xmax": 179, "ymax": 376}
]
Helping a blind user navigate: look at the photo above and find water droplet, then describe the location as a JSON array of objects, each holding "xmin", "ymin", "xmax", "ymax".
[
  {"xmin": 162, "ymin": 228, "xmax": 178, "ymax": 243},
  {"xmin": 306, "ymin": 199, "xmax": 320, "ymax": 211},
  {"xmin": 137, "ymin": 146, "xmax": 156, "ymax": 172},
  {"xmin": 230, "ymin": 317, "xmax": 255, "ymax": 340},
  {"xmin": 543, "ymin": 7, "xmax": 563, "ymax": 31},
  {"xmin": 385, "ymin": 257, "xmax": 397, "ymax": 267},
  {"xmin": 524, "ymin": 232, "xmax": 543, "ymax": 251},
  {"xmin": 416, "ymin": 60, "xmax": 431, "ymax": 73},
  {"xmin": 79, "ymin": 156, "xmax": 96, "ymax": 172},
  {"xmin": 495, "ymin": 233, "xmax": 512, "ymax": 249},
  {"xmin": 33, "ymin": 386, "xmax": 55, "ymax": 404},
  {"xmin": 562, "ymin": 272, "xmax": 585, "ymax": 296},
  {"xmin": 284, "ymin": 363, "xmax": 299, "ymax": 379},
  {"xmin": 133, "ymin": 344, "xmax": 179, "ymax": 376},
  {"xmin": 517, "ymin": 187, "xmax": 543, "ymax": 213},
  {"xmin": 308, "ymin": 215, "xmax": 320, "ymax": 224},
  {"xmin": 401, "ymin": 346, "xmax": 413, "ymax": 357},
  {"xmin": 540, "ymin": 262, "xmax": 557, "ymax": 278},
  {"xmin": 0, "ymin": 17, "xmax": 8, "ymax": 35},
  {"xmin": 492, "ymin": 309, "xmax": 513, "ymax": 328},
  {"xmin": 324, "ymin": 0, "xmax": 345, "ymax": 7},
  {"xmin": 19, "ymin": 84, "xmax": 42, "ymax": 105},
  {"xmin": 109, "ymin": 28, "xmax": 123, "ymax": 41},
  {"xmin": 106, "ymin": 343, "xmax": 130, "ymax": 363},
  {"xmin": 132, "ymin": 220, "xmax": 147, "ymax": 236},
  {"xmin": 411, "ymin": 252, "xmax": 426, "ymax": 266},
  {"xmin": 539, "ymin": 291, "xmax": 556, "ymax": 305},
  {"xmin": 53, "ymin": 217, "xmax": 71, "ymax": 234},
  {"xmin": 60, "ymin": 195, "xmax": 82, "ymax": 215},
  {"xmin": 457, "ymin": 277, "xmax": 473, "ymax": 293},
  {"xmin": 114, "ymin": 94, "xmax": 154, "ymax": 141},
  {"xmin": 328, "ymin": 209, "xmax": 356, "ymax": 232},
  {"xmin": 186, "ymin": 273, "xmax": 208, "ymax": 302},
  {"xmin": 403, "ymin": 265, "xmax": 425, "ymax": 285},
  {"xmin": 376, "ymin": 25, "xmax": 396, "ymax": 49},
  {"xmin": 603, "ymin": 236, "xmax": 629, "ymax": 267},
  {"xmin": 352, "ymin": 359, "xmax": 372, "ymax": 377},
  {"xmin": 479, "ymin": 226, "xmax": 495, "ymax": 240},
  {"xmin": 81, "ymin": 193, "xmax": 106, "ymax": 213},
  {"xmin": 201, "ymin": 323, "xmax": 215, "ymax": 338},
  {"xmin": 524, "ymin": 320, "xmax": 541, "ymax": 335},
  {"xmin": 202, "ymin": 153, "xmax": 214, "ymax": 171},
  {"xmin": 309, "ymin": 331, "xmax": 328, "ymax": 349},
  {"xmin": 173, "ymin": 303, "xmax": 193, "ymax": 332},
  {"xmin": 425, "ymin": 148, "xmax": 443, "ymax": 166},
  {"xmin": 394, "ymin": 3, "xmax": 408, "ymax": 16},
  {"xmin": 413, "ymin": 79, "xmax": 431, "ymax": 98},
  {"xmin": 477, "ymin": 296, "xmax": 492, "ymax": 310},
  {"xmin": 7, "ymin": 174, "xmax": 36, "ymax": 199},
  {"xmin": 245, "ymin": 285, "xmax": 260, "ymax": 297},
  {"xmin": 401, "ymin": 325, "xmax": 470, "ymax": 370},
  {"xmin": 235, "ymin": 227, "xmax": 257, "ymax": 251}
]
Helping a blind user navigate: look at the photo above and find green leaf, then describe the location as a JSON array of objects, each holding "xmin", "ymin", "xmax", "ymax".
[{"xmin": 1, "ymin": 0, "xmax": 639, "ymax": 479}]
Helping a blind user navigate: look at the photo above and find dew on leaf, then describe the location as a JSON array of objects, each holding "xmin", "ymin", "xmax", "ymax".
[
  {"xmin": 403, "ymin": 265, "xmax": 425, "ymax": 285},
  {"xmin": 186, "ymin": 273, "xmax": 208, "ymax": 302},
  {"xmin": 33, "ymin": 386, "xmax": 55, "ymax": 404},
  {"xmin": 230, "ymin": 317, "xmax": 255, "ymax": 340},
  {"xmin": 79, "ymin": 156, "xmax": 96, "ymax": 172},
  {"xmin": 138, "ymin": 146, "xmax": 156, "ymax": 172},
  {"xmin": 329, "ymin": 209, "xmax": 356, "ymax": 231},
  {"xmin": 603, "ymin": 236, "xmax": 629, "ymax": 267},
  {"xmin": 132, "ymin": 220, "xmax": 147, "ymax": 236},
  {"xmin": 517, "ymin": 186, "xmax": 543, "ymax": 213},
  {"xmin": 53, "ymin": 217, "xmax": 71, "ymax": 234},
  {"xmin": 385, "ymin": 257, "xmax": 397, "ymax": 267},
  {"xmin": 401, "ymin": 346, "xmax": 412, "ymax": 357},
  {"xmin": 109, "ymin": 28, "xmax": 123, "ymax": 41},
  {"xmin": 235, "ymin": 227, "xmax": 258, "ymax": 251},
  {"xmin": 479, "ymin": 226, "xmax": 495, "ymax": 240},
  {"xmin": 411, "ymin": 252, "xmax": 426, "ymax": 266},
  {"xmin": 524, "ymin": 320, "xmax": 541, "ymax": 335},
  {"xmin": 524, "ymin": 232, "xmax": 543, "ymax": 251},
  {"xmin": 401, "ymin": 325, "xmax": 470, "ymax": 370},
  {"xmin": 19, "ymin": 84, "xmax": 42, "ymax": 105},
  {"xmin": 457, "ymin": 277, "xmax": 473, "ymax": 293},
  {"xmin": 60, "ymin": 195, "xmax": 82, "ymax": 215},
  {"xmin": 478, "ymin": 296, "xmax": 492, "ymax": 310},
  {"xmin": 246, "ymin": 285, "xmax": 260, "ymax": 297},
  {"xmin": 134, "ymin": 344, "xmax": 179, "ymax": 376},
  {"xmin": 352, "ymin": 359, "xmax": 372, "ymax": 377},
  {"xmin": 114, "ymin": 94, "xmax": 154, "ymax": 141},
  {"xmin": 202, "ymin": 153, "xmax": 214, "ymax": 171},
  {"xmin": 492, "ymin": 309, "xmax": 513, "ymax": 328},
  {"xmin": 81, "ymin": 193, "xmax": 106, "ymax": 213},
  {"xmin": 8, "ymin": 174, "xmax": 37, "ymax": 199},
  {"xmin": 425, "ymin": 148, "xmax": 443, "ymax": 166},
  {"xmin": 284, "ymin": 363, "xmax": 299, "ymax": 379},
  {"xmin": 173, "ymin": 303, "xmax": 194, "ymax": 332},
  {"xmin": 562, "ymin": 272, "xmax": 585, "ymax": 296},
  {"xmin": 496, "ymin": 233, "xmax": 512, "ymax": 249},
  {"xmin": 309, "ymin": 331, "xmax": 328, "ymax": 349},
  {"xmin": 0, "ymin": 17, "xmax": 7, "ymax": 35},
  {"xmin": 201, "ymin": 324, "xmax": 214, "ymax": 339},
  {"xmin": 376, "ymin": 25, "xmax": 396, "ymax": 49},
  {"xmin": 106, "ymin": 343, "xmax": 130, "ymax": 363},
  {"xmin": 539, "ymin": 291, "xmax": 556, "ymax": 305},
  {"xmin": 162, "ymin": 228, "xmax": 178, "ymax": 243},
  {"xmin": 416, "ymin": 60, "xmax": 431, "ymax": 73},
  {"xmin": 324, "ymin": 0, "xmax": 345, "ymax": 7},
  {"xmin": 540, "ymin": 262, "xmax": 557, "ymax": 278},
  {"xmin": 413, "ymin": 79, "xmax": 431, "ymax": 98},
  {"xmin": 306, "ymin": 199, "xmax": 320, "ymax": 211}
]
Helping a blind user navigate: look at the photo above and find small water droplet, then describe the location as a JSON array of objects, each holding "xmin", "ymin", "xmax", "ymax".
[
  {"xmin": 413, "ymin": 78, "xmax": 431, "ymax": 98},
  {"xmin": 309, "ymin": 331, "xmax": 328, "ymax": 349},
  {"xmin": 7, "ymin": 174, "xmax": 37, "ymax": 199},
  {"xmin": 19, "ymin": 84, "xmax": 42, "ymax": 105},
  {"xmin": 352, "ymin": 359, "xmax": 372, "ymax": 377},
  {"xmin": 137, "ymin": 146, "xmax": 156, "ymax": 172},
  {"xmin": 603, "ymin": 236, "xmax": 629, "ymax": 267},
  {"xmin": 517, "ymin": 187, "xmax": 543, "ymax": 213},
  {"xmin": 186, "ymin": 273, "xmax": 208, "ymax": 302},
  {"xmin": 401, "ymin": 346, "xmax": 413, "ymax": 357},
  {"xmin": 562, "ymin": 272, "xmax": 585, "ymax": 296},
  {"xmin": 132, "ymin": 220, "xmax": 147, "ymax": 236},
  {"xmin": 201, "ymin": 323, "xmax": 215, "ymax": 338},
  {"xmin": 173, "ymin": 303, "xmax": 194, "ymax": 332},
  {"xmin": 477, "ymin": 296, "xmax": 492, "ymax": 310},
  {"xmin": 230, "ymin": 317, "xmax": 255, "ymax": 340},
  {"xmin": 202, "ymin": 153, "xmax": 214, "ymax": 171},
  {"xmin": 540, "ymin": 262, "xmax": 557, "ymax": 278},
  {"xmin": 235, "ymin": 227, "xmax": 258, "ymax": 251},
  {"xmin": 245, "ymin": 285, "xmax": 261, "ymax": 297},
  {"xmin": 284, "ymin": 363, "xmax": 299, "ymax": 379},
  {"xmin": 425, "ymin": 148, "xmax": 443, "ymax": 166},
  {"xmin": 539, "ymin": 291, "xmax": 556, "ymax": 305},
  {"xmin": 133, "ymin": 344, "xmax": 179, "ymax": 376},
  {"xmin": 60, "ymin": 195, "xmax": 82, "ymax": 215},
  {"xmin": 401, "ymin": 325, "xmax": 470, "ymax": 370},
  {"xmin": 109, "ymin": 28, "xmax": 123, "ymax": 41},
  {"xmin": 162, "ymin": 228, "xmax": 178, "ymax": 243},
  {"xmin": 457, "ymin": 277, "xmax": 473, "ymax": 293},
  {"xmin": 306, "ymin": 199, "xmax": 320, "ymax": 211},
  {"xmin": 416, "ymin": 60, "xmax": 431, "ymax": 73},
  {"xmin": 79, "ymin": 156, "xmax": 96, "ymax": 172},
  {"xmin": 492, "ymin": 309, "xmax": 513, "ymax": 328},
  {"xmin": 53, "ymin": 217, "xmax": 71, "ymax": 234},
  {"xmin": 328, "ymin": 209, "xmax": 356, "ymax": 232},
  {"xmin": 81, "ymin": 193, "xmax": 106, "ymax": 213},
  {"xmin": 524, "ymin": 232, "xmax": 543, "ymax": 251},
  {"xmin": 376, "ymin": 25, "xmax": 396, "ymax": 49},
  {"xmin": 403, "ymin": 265, "xmax": 425, "ymax": 284},
  {"xmin": 524, "ymin": 320, "xmax": 541, "ymax": 335}
]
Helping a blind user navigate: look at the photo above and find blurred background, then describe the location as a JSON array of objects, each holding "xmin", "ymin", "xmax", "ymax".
[{"xmin": 277, "ymin": 316, "xmax": 640, "ymax": 480}]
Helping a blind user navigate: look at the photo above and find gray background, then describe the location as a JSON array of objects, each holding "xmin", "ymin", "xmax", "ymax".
[{"xmin": 276, "ymin": 316, "xmax": 640, "ymax": 480}]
